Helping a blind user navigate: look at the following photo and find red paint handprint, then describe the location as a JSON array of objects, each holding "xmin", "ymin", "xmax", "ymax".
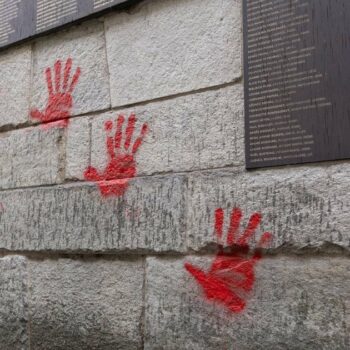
[
  {"xmin": 30, "ymin": 58, "xmax": 81, "ymax": 128},
  {"xmin": 185, "ymin": 208, "xmax": 272, "ymax": 313},
  {"xmin": 84, "ymin": 114, "xmax": 148, "ymax": 197}
]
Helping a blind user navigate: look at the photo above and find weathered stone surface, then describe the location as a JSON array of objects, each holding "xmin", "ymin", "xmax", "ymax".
[
  {"xmin": 68, "ymin": 85, "xmax": 243, "ymax": 181},
  {"xmin": 105, "ymin": 0, "xmax": 241, "ymax": 107},
  {"xmin": 0, "ymin": 175, "xmax": 186, "ymax": 252},
  {"xmin": 145, "ymin": 256, "xmax": 350, "ymax": 350},
  {"xmin": 65, "ymin": 116, "xmax": 91, "ymax": 179},
  {"xmin": 31, "ymin": 20, "xmax": 110, "ymax": 120},
  {"xmin": 0, "ymin": 256, "xmax": 29, "ymax": 349},
  {"xmin": 0, "ymin": 45, "xmax": 31, "ymax": 128},
  {"xmin": 187, "ymin": 165, "xmax": 350, "ymax": 251},
  {"xmin": 0, "ymin": 126, "xmax": 63, "ymax": 189},
  {"xmin": 29, "ymin": 257, "xmax": 143, "ymax": 349}
]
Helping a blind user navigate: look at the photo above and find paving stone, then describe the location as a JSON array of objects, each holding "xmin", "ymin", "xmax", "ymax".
[
  {"xmin": 105, "ymin": 0, "xmax": 241, "ymax": 107},
  {"xmin": 29, "ymin": 257, "xmax": 143, "ymax": 350},
  {"xmin": 145, "ymin": 256, "xmax": 350, "ymax": 350}
]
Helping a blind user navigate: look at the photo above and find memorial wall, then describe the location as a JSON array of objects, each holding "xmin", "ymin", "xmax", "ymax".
[
  {"xmin": 0, "ymin": 0, "xmax": 349, "ymax": 349},
  {"xmin": 244, "ymin": 0, "xmax": 350, "ymax": 168},
  {"xmin": 0, "ymin": 0, "xmax": 135, "ymax": 48}
]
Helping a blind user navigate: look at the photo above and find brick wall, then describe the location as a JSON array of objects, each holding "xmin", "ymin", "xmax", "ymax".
[{"xmin": 0, "ymin": 0, "xmax": 349, "ymax": 349}]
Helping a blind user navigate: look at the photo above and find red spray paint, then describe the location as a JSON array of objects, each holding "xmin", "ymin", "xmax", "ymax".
[
  {"xmin": 84, "ymin": 114, "xmax": 148, "ymax": 197},
  {"xmin": 30, "ymin": 58, "xmax": 81, "ymax": 128},
  {"xmin": 185, "ymin": 207, "xmax": 272, "ymax": 313}
]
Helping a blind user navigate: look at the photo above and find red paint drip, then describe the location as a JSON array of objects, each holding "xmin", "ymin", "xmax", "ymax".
[
  {"xmin": 185, "ymin": 207, "xmax": 272, "ymax": 313},
  {"xmin": 84, "ymin": 114, "xmax": 148, "ymax": 197},
  {"xmin": 30, "ymin": 58, "xmax": 81, "ymax": 129}
]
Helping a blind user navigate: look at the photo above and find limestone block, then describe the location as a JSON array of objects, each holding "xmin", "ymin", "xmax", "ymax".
[
  {"xmin": 0, "ymin": 45, "xmax": 31, "ymax": 128},
  {"xmin": 0, "ymin": 256, "xmax": 29, "ymax": 350},
  {"xmin": 85, "ymin": 85, "xmax": 244, "ymax": 180},
  {"xmin": 145, "ymin": 256, "xmax": 350, "ymax": 349},
  {"xmin": 31, "ymin": 20, "xmax": 110, "ymax": 121},
  {"xmin": 105, "ymin": 0, "xmax": 242, "ymax": 107},
  {"xmin": 0, "ymin": 175, "xmax": 186, "ymax": 253},
  {"xmin": 0, "ymin": 126, "xmax": 63, "ymax": 189},
  {"xmin": 29, "ymin": 257, "xmax": 144, "ymax": 349},
  {"xmin": 187, "ymin": 165, "xmax": 350, "ymax": 251}
]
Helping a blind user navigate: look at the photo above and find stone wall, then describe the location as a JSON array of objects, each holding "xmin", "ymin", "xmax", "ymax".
[{"xmin": 0, "ymin": 0, "xmax": 349, "ymax": 349}]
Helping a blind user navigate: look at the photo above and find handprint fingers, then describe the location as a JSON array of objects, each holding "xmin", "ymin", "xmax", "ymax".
[
  {"xmin": 237, "ymin": 212, "xmax": 262, "ymax": 246},
  {"xmin": 105, "ymin": 121, "xmax": 115, "ymax": 159},
  {"xmin": 45, "ymin": 67, "xmax": 54, "ymax": 95},
  {"xmin": 252, "ymin": 232, "xmax": 272, "ymax": 261},
  {"xmin": 132, "ymin": 123, "xmax": 148, "ymax": 155},
  {"xmin": 68, "ymin": 66, "xmax": 81, "ymax": 94},
  {"xmin": 215, "ymin": 207, "xmax": 261, "ymax": 247},
  {"xmin": 54, "ymin": 60, "xmax": 62, "ymax": 92},
  {"xmin": 114, "ymin": 115, "xmax": 125, "ymax": 150},
  {"xmin": 84, "ymin": 113, "xmax": 148, "ymax": 197},
  {"xmin": 227, "ymin": 207, "xmax": 242, "ymax": 245},
  {"xmin": 45, "ymin": 59, "xmax": 81, "ymax": 94},
  {"xmin": 257, "ymin": 232, "xmax": 272, "ymax": 248},
  {"xmin": 32, "ymin": 58, "xmax": 81, "ymax": 128},
  {"xmin": 63, "ymin": 58, "xmax": 72, "ymax": 91},
  {"xmin": 105, "ymin": 115, "xmax": 148, "ymax": 155},
  {"xmin": 185, "ymin": 208, "xmax": 272, "ymax": 313},
  {"xmin": 214, "ymin": 208, "xmax": 224, "ymax": 241},
  {"xmin": 124, "ymin": 114, "xmax": 136, "ymax": 150}
]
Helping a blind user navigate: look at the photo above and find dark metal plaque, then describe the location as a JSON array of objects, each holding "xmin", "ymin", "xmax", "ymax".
[
  {"xmin": 0, "ymin": 0, "xmax": 139, "ymax": 50},
  {"xmin": 243, "ymin": 0, "xmax": 350, "ymax": 168}
]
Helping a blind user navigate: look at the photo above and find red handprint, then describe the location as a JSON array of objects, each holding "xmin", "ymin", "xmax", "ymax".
[
  {"xmin": 30, "ymin": 58, "xmax": 81, "ymax": 128},
  {"xmin": 185, "ymin": 208, "xmax": 272, "ymax": 313},
  {"xmin": 84, "ymin": 114, "xmax": 148, "ymax": 197}
]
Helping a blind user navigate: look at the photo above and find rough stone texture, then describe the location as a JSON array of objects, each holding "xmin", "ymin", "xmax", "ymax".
[
  {"xmin": 145, "ymin": 256, "xmax": 350, "ymax": 350},
  {"xmin": 0, "ymin": 44, "xmax": 31, "ymax": 128},
  {"xmin": 0, "ymin": 0, "xmax": 350, "ymax": 347},
  {"xmin": 67, "ymin": 85, "xmax": 243, "ymax": 181},
  {"xmin": 187, "ymin": 165, "xmax": 350, "ymax": 251},
  {"xmin": 31, "ymin": 20, "xmax": 110, "ymax": 120},
  {"xmin": 28, "ymin": 257, "xmax": 144, "ymax": 350},
  {"xmin": 0, "ymin": 126, "xmax": 63, "ymax": 190},
  {"xmin": 0, "ymin": 176, "xmax": 186, "ymax": 252},
  {"xmin": 66, "ymin": 116, "xmax": 91, "ymax": 179},
  {"xmin": 105, "ymin": 0, "xmax": 241, "ymax": 107},
  {"xmin": 0, "ymin": 256, "xmax": 29, "ymax": 350}
]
